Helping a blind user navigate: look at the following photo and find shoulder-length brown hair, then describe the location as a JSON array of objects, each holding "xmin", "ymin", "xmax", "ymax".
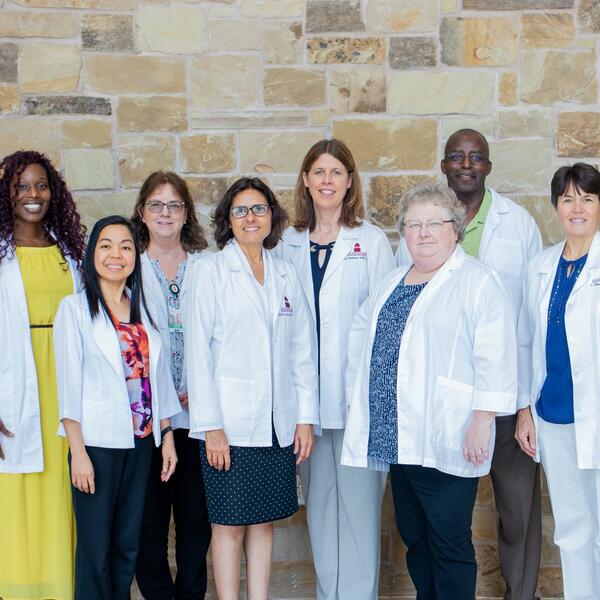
[
  {"xmin": 131, "ymin": 171, "xmax": 208, "ymax": 252},
  {"xmin": 213, "ymin": 177, "xmax": 288, "ymax": 250},
  {"xmin": 293, "ymin": 138, "xmax": 364, "ymax": 232}
]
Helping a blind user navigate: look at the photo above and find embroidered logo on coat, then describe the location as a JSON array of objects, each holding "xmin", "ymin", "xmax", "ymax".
[
  {"xmin": 345, "ymin": 241, "xmax": 367, "ymax": 260},
  {"xmin": 279, "ymin": 296, "xmax": 293, "ymax": 316}
]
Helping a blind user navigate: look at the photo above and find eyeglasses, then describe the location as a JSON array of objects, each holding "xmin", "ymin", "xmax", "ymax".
[
  {"xmin": 404, "ymin": 219, "xmax": 454, "ymax": 232},
  {"xmin": 444, "ymin": 152, "xmax": 489, "ymax": 164},
  {"xmin": 230, "ymin": 204, "xmax": 271, "ymax": 219},
  {"xmin": 145, "ymin": 200, "xmax": 185, "ymax": 214}
]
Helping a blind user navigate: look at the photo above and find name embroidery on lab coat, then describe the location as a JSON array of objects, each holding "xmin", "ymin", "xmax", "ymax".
[
  {"xmin": 278, "ymin": 296, "xmax": 293, "ymax": 316},
  {"xmin": 591, "ymin": 277, "xmax": 600, "ymax": 287},
  {"xmin": 345, "ymin": 242, "xmax": 367, "ymax": 260}
]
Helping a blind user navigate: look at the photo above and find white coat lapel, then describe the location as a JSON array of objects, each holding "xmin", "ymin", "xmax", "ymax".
[
  {"xmin": 143, "ymin": 308, "xmax": 161, "ymax": 378},
  {"xmin": 536, "ymin": 243, "xmax": 563, "ymax": 347},
  {"xmin": 572, "ymin": 232, "xmax": 600, "ymax": 295},
  {"xmin": 141, "ymin": 253, "xmax": 168, "ymax": 326},
  {"xmin": 270, "ymin": 254, "xmax": 288, "ymax": 334},
  {"xmin": 321, "ymin": 227, "xmax": 353, "ymax": 286},
  {"xmin": 224, "ymin": 243, "xmax": 264, "ymax": 316},
  {"xmin": 1, "ymin": 255, "xmax": 30, "ymax": 328},
  {"xmin": 91, "ymin": 307, "xmax": 125, "ymax": 380},
  {"xmin": 479, "ymin": 191, "xmax": 504, "ymax": 262},
  {"xmin": 285, "ymin": 229, "xmax": 315, "ymax": 321}
]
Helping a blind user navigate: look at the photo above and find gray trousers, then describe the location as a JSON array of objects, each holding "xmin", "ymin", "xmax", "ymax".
[
  {"xmin": 299, "ymin": 428, "xmax": 387, "ymax": 600},
  {"xmin": 490, "ymin": 414, "xmax": 542, "ymax": 600}
]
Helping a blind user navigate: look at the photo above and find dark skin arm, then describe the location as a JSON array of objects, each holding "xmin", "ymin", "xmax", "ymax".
[{"xmin": 0, "ymin": 419, "xmax": 15, "ymax": 460}]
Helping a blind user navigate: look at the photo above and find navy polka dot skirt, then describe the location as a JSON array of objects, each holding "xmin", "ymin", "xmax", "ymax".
[{"xmin": 199, "ymin": 430, "xmax": 298, "ymax": 526}]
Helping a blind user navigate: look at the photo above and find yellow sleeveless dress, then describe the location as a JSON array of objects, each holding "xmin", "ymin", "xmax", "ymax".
[{"xmin": 0, "ymin": 246, "xmax": 75, "ymax": 600}]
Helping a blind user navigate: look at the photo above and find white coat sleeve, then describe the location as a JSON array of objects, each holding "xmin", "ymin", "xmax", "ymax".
[
  {"xmin": 368, "ymin": 229, "xmax": 396, "ymax": 288},
  {"xmin": 53, "ymin": 297, "xmax": 84, "ymax": 432},
  {"xmin": 516, "ymin": 263, "xmax": 535, "ymax": 410},
  {"xmin": 395, "ymin": 237, "xmax": 412, "ymax": 267},
  {"xmin": 185, "ymin": 259, "xmax": 224, "ymax": 437},
  {"xmin": 289, "ymin": 269, "xmax": 319, "ymax": 426},
  {"xmin": 470, "ymin": 272, "xmax": 518, "ymax": 415}
]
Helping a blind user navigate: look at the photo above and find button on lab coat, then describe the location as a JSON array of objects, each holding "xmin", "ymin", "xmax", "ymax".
[
  {"xmin": 275, "ymin": 222, "xmax": 395, "ymax": 429},
  {"xmin": 341, "ymin": 246, "xmax": 518, "ymax": 478},
  {"xmin": 0, "ymin": 252, "xmax": 80, "ymax": 473},
  {"xmin": 53, "ymin": 291, "xmax": 181, "ymax": 449},
  {"xmin": 520, "ymin": 232, "xmax": 600, "ymax": 469},
  {"xmin": 185, "ymin": 241, "xmax": 319, "ymax": 447}
]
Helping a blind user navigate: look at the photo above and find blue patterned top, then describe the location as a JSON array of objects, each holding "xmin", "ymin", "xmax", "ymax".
[
  {"xmin": 150, "ymin": 258, "xmax": 187, "ymax": 391},
  {"xmin": 368, "ymin": 278, "xmax": 427, "ymax": 464}
]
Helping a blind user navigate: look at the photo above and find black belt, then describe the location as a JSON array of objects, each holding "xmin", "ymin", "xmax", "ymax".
[{"xmin": 30, "ymin": 324, "xmax": 53, "ymax": 328}]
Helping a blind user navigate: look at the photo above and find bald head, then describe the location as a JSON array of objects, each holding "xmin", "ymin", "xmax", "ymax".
[{"xmin": 444, "ymin": 129, "xmax": 489, "ymax": 157}]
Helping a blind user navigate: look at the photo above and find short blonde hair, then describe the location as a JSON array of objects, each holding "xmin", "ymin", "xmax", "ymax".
[{"xmin": 397, "ymin": 181, "xmax": 467, "ymax": 242}]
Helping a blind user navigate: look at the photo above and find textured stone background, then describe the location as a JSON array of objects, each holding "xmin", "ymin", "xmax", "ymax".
[{"xmin": 2, "ymin": 0, "xmax": 598, "ymax": 597}]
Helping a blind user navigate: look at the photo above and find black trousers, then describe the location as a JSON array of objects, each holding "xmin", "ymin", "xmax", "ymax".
[
  {"xmin": 390, "ymin": 464, "xmax": 479, "ymax": 600},
  {"xmin": 136, "ymin": 429, "xmax": 211, "ymax": 600},
  {"xmin": 70, "ymin": 436, "xmax": 154, "ymax": 600}
]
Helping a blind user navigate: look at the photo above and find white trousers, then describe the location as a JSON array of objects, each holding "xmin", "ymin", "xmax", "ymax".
[
  {"xmin": 299, "ymin": 428, "xmax": 387, "ymax": 600},
  {"xmin": 538, "ymin": 419, "xmax": 600, "ymax": 600}
]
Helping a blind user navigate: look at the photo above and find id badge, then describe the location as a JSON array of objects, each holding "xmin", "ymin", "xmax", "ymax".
[{"xmin": 168, "ymin": 305, "xmax": 183, "ymax": 331}]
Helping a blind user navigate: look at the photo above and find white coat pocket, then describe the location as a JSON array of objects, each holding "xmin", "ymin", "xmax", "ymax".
[
  {"xmin": 487, "ymin": 238, "xmax": 523, "ymax": 275},
  {"xmin": 217, "ymin": 376, "xmax": 256, "ymax": 438},
  {"xmin": 432, "ymin": 375, "xmax": 474, "ymax": 453}
]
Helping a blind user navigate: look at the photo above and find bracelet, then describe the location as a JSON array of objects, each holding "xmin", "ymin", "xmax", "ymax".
[{"xmin": 161, "ymin": 425, "xmax": 173, "ymax": 439}]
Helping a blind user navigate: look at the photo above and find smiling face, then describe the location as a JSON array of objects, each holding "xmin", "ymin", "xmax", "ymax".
[
  {"xmin": 441, "ymin": 132, "xmax": 491, "ymax": 199},
  {"xmin": 229, "ymin": 188, "xmax": 272, "ymax": 249},
  {"xmin": 404, "ymin": 201, "xmax": 458, "ymax": 272},
  {"xmin": 93, "ymin": 224, "xmax": 136, "ymax": 285},
  {"xmin": 11, "ymin": 163, "xmax": 52, "ymax": 227},
  {"xmin": 556, "ymin": 182, "xmax": 600, "ymax": 242},
  {"xmin": 140, "ymin": 183, "xmax": 187, "ymax": 243},
  {"xmin": 302, "ymin": 152, "xmax": 352, "ymax": 215}
]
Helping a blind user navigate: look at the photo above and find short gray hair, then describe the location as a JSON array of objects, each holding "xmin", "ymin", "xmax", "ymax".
[{"xmin": 397, "ymin": 180, "xmax": 467, "ymax": 242}]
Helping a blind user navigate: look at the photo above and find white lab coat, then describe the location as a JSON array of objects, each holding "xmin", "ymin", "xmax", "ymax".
[
  {"xmin": 341, "ymin": 246, "xmax": 518, "ymax": 478},
  {"xmin": 141, "ymin": 250, "xmax": 209, "ymax": 430},
  {"xmin": 275, "ymin": 222, "xmax": 395, "ymax": 428},
  {"xmin": 53, "ymin": 291, "xmax": 181, "ymax": 449},
  {"xmin": 520, "ymin": 232, "xmax": 600, "ymax": 469},
  {"xmin": 396, "ymin": 189, "xmax": 542, "ymax": 317},
  {"xmin": 0, "ymin": 251, "xmax": 80, "ymax": 473},
  {"xmin": 186, "ymin": 241, "xmax": 319, "ymax": 447}
]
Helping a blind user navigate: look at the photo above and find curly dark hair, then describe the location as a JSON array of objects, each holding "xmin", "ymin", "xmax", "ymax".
[
  {"xmin": 0, "ymin": 150, "xmax": 86, "ymax": 265},
  {"xmin": 213, "ymin": 177, "xmax": 288, "ymax": 250},
  {"xmin": 131, "ymin": 171, "xmax": 208, "ymax": 253}
]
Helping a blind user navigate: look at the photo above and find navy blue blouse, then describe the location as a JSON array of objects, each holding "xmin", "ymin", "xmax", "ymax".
[
  {"xmin": 309, "ymin": 240, "xmax": 335, "ymax": 349},
  {"xmin": 368, "ymin": 278, "xmax": 427, "ymax": 464},
  {"xmin": 536, "ymin": 253, "xmax": 587, "ymax": 424}
]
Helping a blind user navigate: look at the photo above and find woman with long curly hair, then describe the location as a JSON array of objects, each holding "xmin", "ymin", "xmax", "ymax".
[{"xmin": 0, "ymin": 150, "xmax": 86, "ymax": 600}]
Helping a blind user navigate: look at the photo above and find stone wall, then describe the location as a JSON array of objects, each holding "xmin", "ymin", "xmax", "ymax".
[{"xmin": 2, "ymin": 0, "xmax": 598, "ymax": 597}]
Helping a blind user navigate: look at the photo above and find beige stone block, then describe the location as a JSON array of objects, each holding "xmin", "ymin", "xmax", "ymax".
[
  {"xmin": 82, "ymin": 14, "xmax": 133, "ymax": 52},
  {"xmin": 366, "ymin": 0, "xmax": 437, "ymax": 33},
  {"xmin": 331, "ymin": 66, "xmax": 386, "ymax": 113},
  {"xmin": 476, "ymin": 473, "xmax": 494, "ymax": 505},
  {"xmin": 579, "ymin": 0, "xmax": 600, "ymax": 32},
  {"xmin": 264, "ymin": 21, "xmax": 302, "ymax": 64},
  {"xmin": 389, "ymin": 37, "xmax": 437, "ymax": 69},
  {"xmin": 19, "ymin": 44, "xmax": 80, "ymax": 93},
  {"xmin": 556, "ymin": 112, "xmax": 600, "ymax": 157},
  {"xmin": 368, "ymin": 175, "xmax": 435, "ymax": 228},
  {"xmin": 499, "ymin": 72, "xmax": 517, "ymax": 105},
  {"xmin": 311, "ymin": 108, "xmax": 330, "ymax": 125},
  {"xmin": 191, "ymin": 110, "xmax": 308, "ymax": 129},
  {"xmin": 264, "ymin": 68, "xmax": 326, "ymax": 106},
  {"xmin": 184, "ymin": 176, "xmax": 231, "ymax": 206},
  {"xmin": 537, "ymin": 566, "xmax": 564, "ymax": 598},
  {"xmin": 209, "ymin": 19, "xmax": 262, "ymax": 51},
  {"xmin": 13, "ymin": 0, "xmax": 134, "ymax": 6},
  {"xmin": 307, "ymin": 37, "xmax": 386, "ymax": 64},
  {"xmin": 181, "ymin": 134, "xmax": 236, "ymax": 173},
  {"xmin": 191, "ymin": 55, "xmax": 260, "ymax": 109},
  {"xmin": 0, "ymin": 83, "xmax": 19, "ymax": 114},
  {"xmin": 64, "ymin": 149, "xmax": 115, "ymax": 190},
  {"xmin": 136, "ymin": 5, "xmax": 204, "ymax": 54},
  {"xmin": 0, "ymin": 11, "xmax": 78, "ymax": 37},
  {"xmin": 441, "ymin": 0, "xmax": 457, "ymax": 12},
  {"xmin": 306, "ymin": 0, "xmax": 364, "ymax": 33},
  {"xmin": 513, "ymin": 194, "xmax": 562, "ymax": 246},
  {"xmin": 441, "ymin": 116, "xmax": 494, "ymax": 139},
  {"xmin": 75, "ymin": 190, "xmax": 137, "ymax": 231},
  {"xmin": 62, "ymin": 119, "xmax": 112, "ymax": 148},
  {"xmin": 521, "ymin": 50, "xmax": 597, "ymax": 105},
  {"xmin": 0, "ymin": 43, "xmax": 17, "ymax": 83},
  {"xmin": 441, "ymin": 17, "xmax": 517, "ymax": 66},
  {"xmin": 472, "ymin": 506, "xmax": 498, "ymax": 542},
  {"xmin": 0, "ymin": 118, "xmax": 60, "ymax": 165},
  {"xmin": 240, "ymin": 0, "xmax": 302, "ymax": 17},
  {"xmin": 488, "ymin": 139, "xmax": 553, "ymax": 192},
  {"xmin": 388, "ymin": 71, "xmax": 494, "ymax": 115},
  {"xmin": 84, "ymin": 55, "xmax": 186, "ymax": 94},
  {"xmin": 464, "ymin": 0, "xmax": 573, "ymax": 7},
  {"xmin": 118, "ymin": 136, "xmax": 175, "ymax": 188},
  {"xmin": 117, "ymin": 96, "xmax": 187, "ymax": 133},
  {"xmin": 208, "ymin": 5, "xmax": 236, "ymax": 17},
  {"xmin": 521, "ymin": 13, "xmax": 574, "ymax": 48},
  {"xmin": 333, "ymin": 118, "xmax": 436, "ymax": 170},
  {"xmin": 498, "ymin": 109, "xmax": 550, "ymax": 138},
  {"xmin": 474, "ymin": 544, "xmax": 504, "ymax": 597},
  {"xmin": 240, "ymin": 131, "xmax": 323, "ymax": 173}
]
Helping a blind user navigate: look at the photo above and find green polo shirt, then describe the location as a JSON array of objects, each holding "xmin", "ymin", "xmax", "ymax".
[{"xmin": 461, "ymin": 188, "xmax": 492, "ymax": 258}]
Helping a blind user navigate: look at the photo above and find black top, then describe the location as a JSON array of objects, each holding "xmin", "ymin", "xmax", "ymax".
[{"xmin": 309, "ymin": 240, "xmax": 335, "ymax": 352}]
